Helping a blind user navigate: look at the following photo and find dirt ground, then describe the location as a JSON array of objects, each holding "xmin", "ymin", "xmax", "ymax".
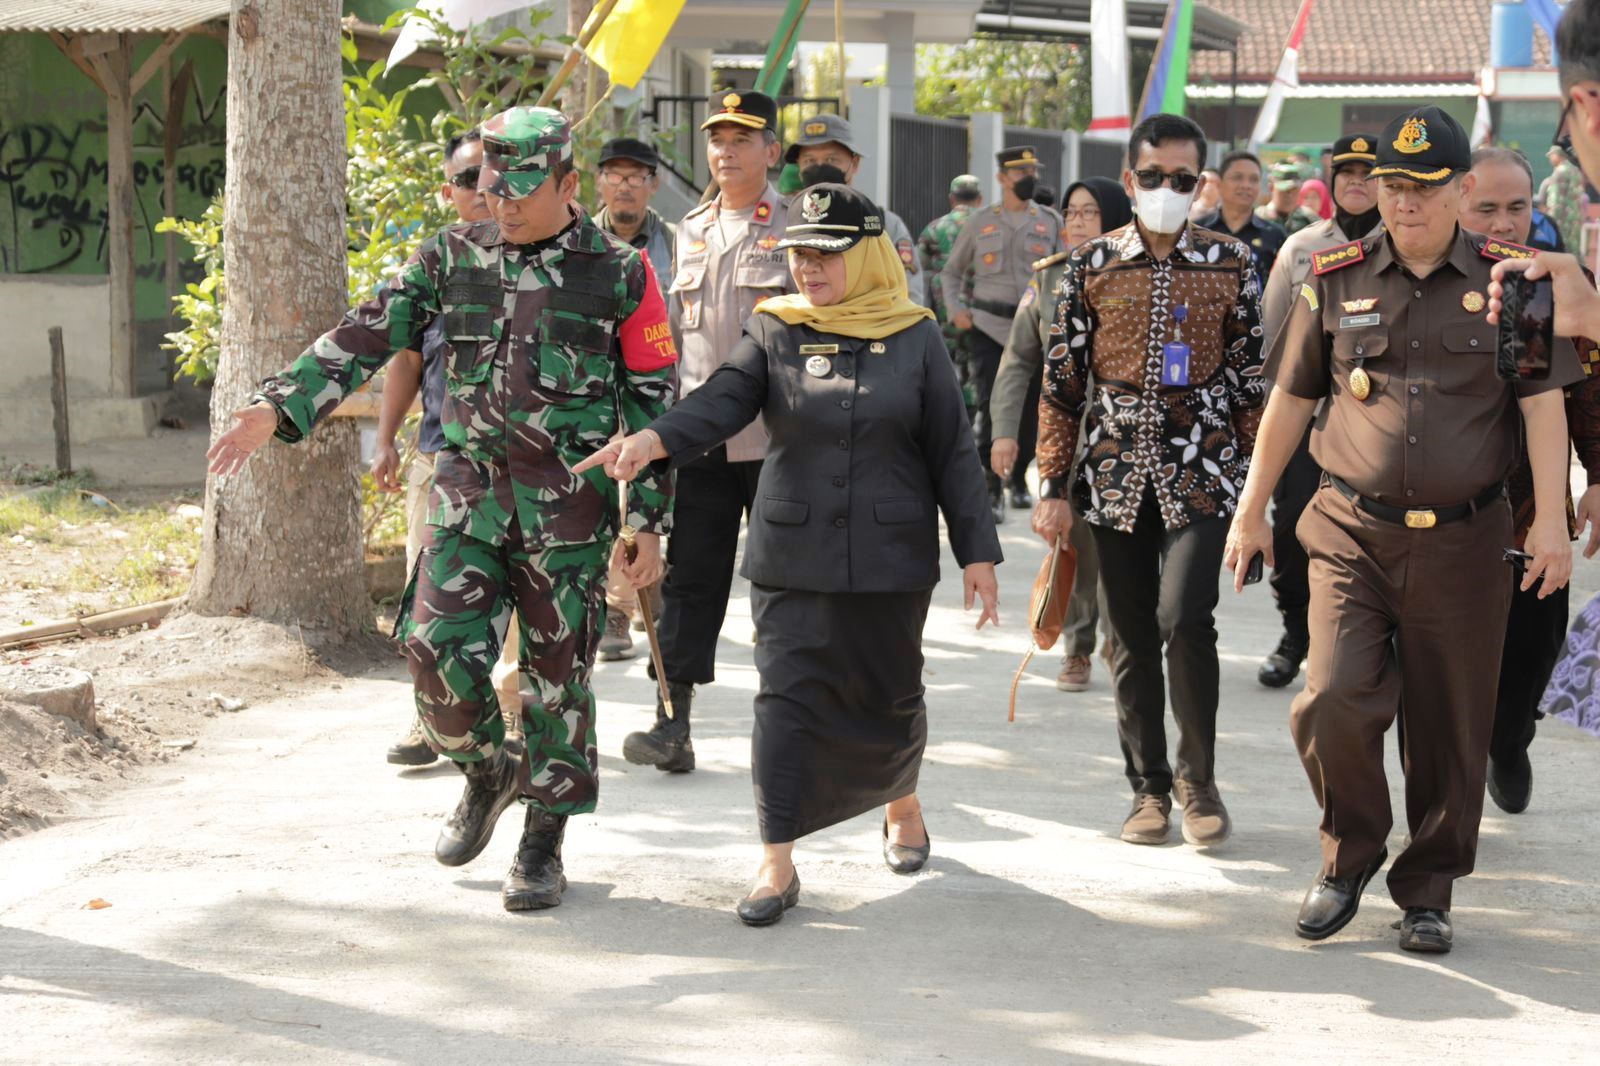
[{"xmin": 0, "ymin": 614, "xmax": 393, "ymax": 840}]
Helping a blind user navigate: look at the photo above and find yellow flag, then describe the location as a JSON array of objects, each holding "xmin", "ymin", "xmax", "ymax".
[{"xmin": 583, "ymin": 0, "xmax": 686, "ymax": 89}]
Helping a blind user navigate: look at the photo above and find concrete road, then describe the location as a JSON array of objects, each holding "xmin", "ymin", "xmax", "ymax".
[{"xmin": 3, "ymin": 516, "xmax": 1599, "ymax": 1064}]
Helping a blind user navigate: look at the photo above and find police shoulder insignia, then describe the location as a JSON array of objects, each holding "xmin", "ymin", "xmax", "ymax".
[
  {"xmin": 1479, "ymin": 237, "xmax": 1535, "ymax": 261},
  {"xmin": 897, "ymin": 238, "xmax": 915, "ymax": 267},
  {"xmin": 754, "ymin": 201, "xmax": 773, "ymax": 224},
  {"xmin": 1312, "ymin": 241, "xmax": 1364, "ymax": 275},
  {"xmin": 1299, "ymin": 283, "xmax": 1319, "ymax": 311}
]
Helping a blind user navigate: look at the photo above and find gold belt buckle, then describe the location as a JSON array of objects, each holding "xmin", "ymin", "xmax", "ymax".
[{"xmin": 1404, "ymin": 509, "xmax": 1437, "ymax": 529}]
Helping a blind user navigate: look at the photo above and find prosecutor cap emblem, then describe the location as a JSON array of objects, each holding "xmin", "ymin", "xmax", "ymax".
[{"xmin": 1394, "ymin": 116, "xmax": 1430, "ymax": 155}]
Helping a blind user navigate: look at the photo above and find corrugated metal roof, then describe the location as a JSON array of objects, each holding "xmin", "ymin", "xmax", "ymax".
[{"xmin": 0, "ymin": 0, "xmax": 231, "ymax": 34}]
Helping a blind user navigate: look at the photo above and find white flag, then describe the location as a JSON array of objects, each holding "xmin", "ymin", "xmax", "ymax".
[
  {"xmin": 1471, "ymin": 90, "xmax": 1493, "ymax": 147},
  {"xmin": 387, "ymin": 0, "xmax": 529, "ymax": 71},
  {"xmin": 1088, "ymin": 0, "xmax": 1131, "ymax": 141}
]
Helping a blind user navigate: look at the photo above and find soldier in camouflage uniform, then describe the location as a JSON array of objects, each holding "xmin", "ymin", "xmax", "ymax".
[
  {"xmin": 917, "ymin": 174, "xmax": 983, "ymax": 409},
  {"xmin": 206, "ymin": 107, "xmax": 678, "ymax": 912}
]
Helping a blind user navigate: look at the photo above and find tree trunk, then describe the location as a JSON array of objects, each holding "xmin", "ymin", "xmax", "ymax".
[{"xmin": 187, "ymin": 0, "xmax": 369, "ymax": 635}]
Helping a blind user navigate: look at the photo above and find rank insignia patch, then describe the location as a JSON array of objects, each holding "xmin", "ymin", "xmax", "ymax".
[
  {"xmin": 754, "ymin": 201, "xmax": 773, "ymax": 223},
  {"xmin": 1480, "ymin": 237, "xmax": 1534, "ymax": 261},
  {"xmin": 1312, "ymin": 241, "xmax": 1365, "ymax": 275}
]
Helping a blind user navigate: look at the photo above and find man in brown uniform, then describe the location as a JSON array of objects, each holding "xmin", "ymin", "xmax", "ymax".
[{"xmin": 1226, "ymin": 107, "xmax": 1579, "ymax": 955}]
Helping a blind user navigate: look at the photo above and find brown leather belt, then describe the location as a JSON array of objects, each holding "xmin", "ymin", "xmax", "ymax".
[{"xmin": 1325, "ymin": 474, "xmax": 1504, "ymax": 529}]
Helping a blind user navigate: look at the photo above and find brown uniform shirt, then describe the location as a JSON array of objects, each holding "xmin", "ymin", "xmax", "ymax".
[{"xmin": 1266, "ymin": 227, "xmax": 1583, "ymax": 509}]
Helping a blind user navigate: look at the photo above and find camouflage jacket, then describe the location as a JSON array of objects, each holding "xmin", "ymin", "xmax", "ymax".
[
  {"xmin": 255, "ymin": 207, "xmax": 679, "ymax": 547},
  {"xmin": 916, "ymin": 205, "xmax": 975, "ymax": 326}
]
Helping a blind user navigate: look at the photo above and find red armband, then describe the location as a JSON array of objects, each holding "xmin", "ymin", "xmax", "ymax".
[{"xmin": 618, "ymin": 257, "xmax": 679, "ymax": 372}]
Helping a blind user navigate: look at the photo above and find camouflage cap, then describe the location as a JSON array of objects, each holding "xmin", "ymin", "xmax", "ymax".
[{"xmin": 478, "ymin": 106, "xmax": 573, "ymax": 200}]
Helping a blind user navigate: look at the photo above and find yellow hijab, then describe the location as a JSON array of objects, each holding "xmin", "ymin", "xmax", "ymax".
[{"xmin": 757, "ymin": 234, "xmax": 934, "ymax": 340}]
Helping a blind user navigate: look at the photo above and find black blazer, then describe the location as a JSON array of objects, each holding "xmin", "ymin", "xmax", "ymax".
[{"xmin": 649, "ymin": 313, "xmax": 1002, "ymax": 594}]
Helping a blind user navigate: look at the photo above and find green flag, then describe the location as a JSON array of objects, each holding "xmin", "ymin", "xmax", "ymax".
[{"xmin": 755, "ymin": 0, "xmax": 809, "ymax": 97}]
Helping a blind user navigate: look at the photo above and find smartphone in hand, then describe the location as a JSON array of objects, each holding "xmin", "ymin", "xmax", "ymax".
[
  {"xmin": 1495, "ymin": 273, "xmax": 1554, "ymax": 381},
  {"xmin": 1243, "ymin": 553, "xmax": 1265, "ymax": 586}
]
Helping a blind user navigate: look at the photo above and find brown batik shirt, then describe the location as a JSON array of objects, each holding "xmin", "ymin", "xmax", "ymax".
[
  {"xmin": 1267, "ymin": 226, "xmax": 1583, "ymax": 510},
  {"xmin": 1037, "ymin": 222, "xmax": 1267, "ymax": 533}
]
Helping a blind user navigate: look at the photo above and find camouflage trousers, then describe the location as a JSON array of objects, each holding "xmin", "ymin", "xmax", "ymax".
[{"xmin": 397, "ymin": 520, "xmax": 609, "ymax": 816}]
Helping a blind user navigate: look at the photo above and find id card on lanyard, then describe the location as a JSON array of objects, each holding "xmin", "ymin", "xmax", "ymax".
[{"xmin": 1163, "ymin": 304, "xmax": 1190, "ymax": 386}]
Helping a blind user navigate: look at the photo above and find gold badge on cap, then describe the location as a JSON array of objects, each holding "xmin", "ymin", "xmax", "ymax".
[
  {"xmin": 723, "ymin": 92, "xmax": 742, "ymax": 110},
  {"xmin": 1351, "ymin": 137, "xmax": 1370, "ymax": 153},
  {"xmin": 804, "ymin": 120, "xmax": 828, "ymax": 136},
  {"xmin": 1021, "ymin": 149, "xmax": 1036, "ymax": 161},
  {"xmin": 1394, "ymin": 116, "xmax": 1430, "ymax": 155},
  {"xmin": 1462, "ymin": 290, "xmax": 1486, "ymax": 313},
  {"xmin": 1349, "ymin": 366, "xmax": 1371, "ymax": 400}
]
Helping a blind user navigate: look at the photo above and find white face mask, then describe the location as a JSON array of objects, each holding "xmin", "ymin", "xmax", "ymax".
[{"xmin": 1134, "ymin": 186, "xmax": 1195, "ymax": 234}]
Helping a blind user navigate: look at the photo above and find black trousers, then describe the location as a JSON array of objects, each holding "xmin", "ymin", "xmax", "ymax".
[
  {"xmin": 969, "ymin": 329, "xmax": 1005, "ymax": 479},
  {"xmin": 1090, "ymin": 494, "xmax": 1228, "ymax": 795},
  {"xmin": 656, "ymin": 445, "xmax": 763, "ymax": 686},
  {"xmin": 1492, "ymin": 578, "xmax": 1569, "ymax": 764},
  {"xmin": 1269, "ymin": 427, "xmax": 1320, "ymax": 632},
  {"xmin": 1008, "ymin": 371, "xmax": 1042, "ymax": 493}
]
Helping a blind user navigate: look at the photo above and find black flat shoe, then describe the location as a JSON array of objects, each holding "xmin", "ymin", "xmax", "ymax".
[
  {"xmin": 1394, "ymin": 907, "xmax": 1453, "ymax": 953},
  {"xmin": 1295, "ymin": 845, "xmax": 1388, "ymax": 941},
  {"xmin": 883, "ymin": 815, "xmax": 931, "ymax": 874},
  {"xmin": 736, "ymin": 871, "xmax": 800, "ymax": 927}
]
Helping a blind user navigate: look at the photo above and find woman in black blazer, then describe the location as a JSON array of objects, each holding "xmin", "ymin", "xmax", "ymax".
[{"xmin": 577, "ymin": 185, "xmax": 1002, "ymax": 926}]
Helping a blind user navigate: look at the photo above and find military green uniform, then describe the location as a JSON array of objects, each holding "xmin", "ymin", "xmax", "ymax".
[
  {"xmin": 254, "ymin": 110, "xmax": 678, "ymax": 817},
  {"xmin": 917, "ymin": 193, "xmax": 979, "ymax": 401}
]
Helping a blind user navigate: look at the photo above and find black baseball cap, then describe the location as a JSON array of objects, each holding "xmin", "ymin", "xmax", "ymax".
[
  {"xmin": 701, "ymin": 89, "xmax": 779, "ymax": 133},
  {"xmin": 1369, "ymin": 106, "xmax": 1470, "ymax": 186},
  {"xmin": 784, "ymin": 112, "xmax": 861, "ymax": 164},
  {"xmin": 598, "ymin": 137, "xmax": 659, "ymax": 170},
  {"xmin": 1329, "ymin": 133, "xmax": 1377, "ymax": 173},
  {"xmin": 774, "ymin": 183, "xmax": 885, "ymax": 253}
]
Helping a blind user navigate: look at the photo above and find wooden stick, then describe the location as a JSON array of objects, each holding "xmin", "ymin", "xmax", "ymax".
[
  {"xmin": 618, "ymin": 491, "xmax": 674, "ymax": 720},
  {"xmin": 48, "ymin": 327, "xmax": 71, "ymax": 475},
  {"xmin": 534, "ymin": 0, "xmax": 619, "ymax": 109},
  {"xmin": 0, "ymin": 598, "xmax": 183, "ymax": 651}
]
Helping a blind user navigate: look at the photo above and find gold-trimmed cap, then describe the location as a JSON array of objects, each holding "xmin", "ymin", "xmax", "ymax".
[
  {"xmin": 1369, "ymin": 106, "xmax": 1469, "ymax": 186},
  {"xmin": 701, "ymin": 89, "xmax": 778, "ymax": 132}
]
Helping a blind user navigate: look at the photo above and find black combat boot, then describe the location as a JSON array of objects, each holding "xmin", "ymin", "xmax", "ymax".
[
  {"xmin": 434, "ymin": 749, "xmax": 521, "ymax": 867},
  {"xmin": 622, "ymin": 682, "xmax": 695, "ymax": 772},
  {"xmin": 502, "ymin": 807, "xmax": 568, "ymax": 911},
  {"xmin": 1258, "ymin": 617, "xmax": 1310, "ymax": 689}
]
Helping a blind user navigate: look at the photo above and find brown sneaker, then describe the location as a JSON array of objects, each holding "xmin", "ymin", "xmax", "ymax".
[
  {"xmin": 1120, "ymin": 793, "xmax": 1172, "ymax": 845},
  {"xmin": 1055, "ymin": 654, "xmax": 1092, "ymax": 692},
  {"xmin": 598, "ymin": 607, "xmax": 637, "ymax": 661},
  {"xmin": 1174, "ymin": 779, "xmax": 1232, "ymax": 847}
]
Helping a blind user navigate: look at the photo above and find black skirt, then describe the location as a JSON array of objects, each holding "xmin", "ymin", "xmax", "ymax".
[{"xmin": 749, "ymin": 583, "xmax": 935, "ymax": 843}]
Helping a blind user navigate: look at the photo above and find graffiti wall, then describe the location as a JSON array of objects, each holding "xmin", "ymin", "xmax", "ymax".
[{"xmin": 0, "ymin": 32, "xmax": 228, "ymax": 319}]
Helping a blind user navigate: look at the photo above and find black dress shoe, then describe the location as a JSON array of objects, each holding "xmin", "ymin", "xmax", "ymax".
[
  {"xmin": 1393, "ymin": 907, "xmax": 1453, "ymax": 953},
  {"xmin": 736, "ymin": 871, "xmax": 801, "ymax": 927},
  {"xmin": 434, "ymin": 750, "xmax": 521, "ymax": 867},
  {"xmin": 1257, "ymin": 631, "xmax": 1309, "ymax": 689},
  {"xmin": 1487, "ymin": 750, "xmax": 1532, "ymax": 814},
  {"xmin": 1295, "ymin": 845, "xmax": 1388, "ymax": 940},
  {"xmin": 883, "ymin": 815, "xmax": 931, "ymax": 874}
]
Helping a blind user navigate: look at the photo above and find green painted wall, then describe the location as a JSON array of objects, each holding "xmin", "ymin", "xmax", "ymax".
[{"xmin": 0, "ymin": 0, "xmax": 420, "ymax": 323}]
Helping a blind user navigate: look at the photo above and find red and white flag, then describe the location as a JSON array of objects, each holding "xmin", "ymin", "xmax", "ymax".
[
  {"xmin": 1087, "ymin": 0, "xmax": 1131, "ymax": 141},
  {"xmin": 1249, "ymin": 0, "xmax": 1317, "ymax": 150}
]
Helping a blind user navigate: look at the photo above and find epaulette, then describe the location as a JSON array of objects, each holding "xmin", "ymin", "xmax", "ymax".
[
  {"xmin": 1311, "ymin": 240, "xmax": 1365, "ymax": 276},
  {"xmin": 1032, "ymin": 251, "xmax": 1070, "ymax": 272},
  {"xmin": 1478, "ymin": 235, "xmax": 1536, "ymax": 262},
  {"xmin": 682, "ymin": 199, "xmax": 715, "ymax": 221}
]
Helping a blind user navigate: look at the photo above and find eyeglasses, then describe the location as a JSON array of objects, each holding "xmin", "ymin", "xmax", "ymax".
[
  {"xmin": 599, "ymin": 170, "xmax": 654, "ymax": 189},
  {"xmin": 1554, "ymin": 96, "xmax": 1581, "ymax": 168},
  {"xmin": 448, "ymin": 166, "xmax": 482, "ymax": 190},
  {"xmin": 1064, "ymin": 207, "xmax": 1101, "ymax": 221},
  {"xmin": 1133, "ymin": 169, "xmax": 1201, "ymax": 194}
]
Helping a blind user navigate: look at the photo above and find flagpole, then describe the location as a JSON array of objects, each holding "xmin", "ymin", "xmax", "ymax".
[
  {"xmin": 536, "ymin": 0, "xmax": 621, "ymax": 108},
  {"xmin": 1248, "ymin": 0, "xmax": 1317, "ymax": 150}
]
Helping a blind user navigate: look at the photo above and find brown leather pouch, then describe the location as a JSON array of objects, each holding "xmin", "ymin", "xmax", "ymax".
[{"xmin": 1008, "ymin": 537, "xmax": 1078, "ymax": 722}]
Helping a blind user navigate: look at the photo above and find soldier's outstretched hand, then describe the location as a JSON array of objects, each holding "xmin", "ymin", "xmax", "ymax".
[
  {"xmin": 206, "ymin": 402, "xmax": 278, "ymax": 476},
  {"xmin": 572, "ymin": 429, "xmax": 669, "ymax": 482}
]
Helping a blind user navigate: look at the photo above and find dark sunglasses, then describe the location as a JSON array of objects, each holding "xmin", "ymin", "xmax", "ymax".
[
  {"xmin": 1554, "ymin": 97, "xmax": 1581, "ymax": 168},
  {"xmin": 1133, "ymin": 168, "xmax": 1200, "ymax": 194},
  {"xmin": 449, "ymin": 165, "xmax": 482, "ymax": 190}
]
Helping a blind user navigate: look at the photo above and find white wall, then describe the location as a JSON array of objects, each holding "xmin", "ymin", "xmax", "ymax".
[{"xmin": 0, "ymin": 276, "xmax": 113, "ymax": 396}]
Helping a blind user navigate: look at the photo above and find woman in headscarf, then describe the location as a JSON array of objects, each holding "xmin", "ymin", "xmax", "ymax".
[
  {"xmin": 989, "ymin": 177, "xmax": 1134, "ymax": 691},
  {"xmin": 576, "ymin": 184, "xmax": 1002, "ymax": 926},
  {"xmin": 1299, "ymin": 177, "xmax": 1334, "ymax": 221}
]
